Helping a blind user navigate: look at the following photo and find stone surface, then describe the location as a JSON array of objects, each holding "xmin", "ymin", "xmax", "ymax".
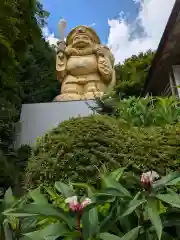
[
  {"xmin": 14, "ymin": 100, "xmax": 94, "ymax": 148},
  {"xmin": 54, "ymin": 25, "xmax": 116, "ymax": 101}
]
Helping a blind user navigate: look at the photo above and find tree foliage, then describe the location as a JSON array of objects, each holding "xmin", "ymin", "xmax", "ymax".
[
  {"xmin": 0, "ymin": 0, "xmax": 48, "ymax": 150},
  {"xmin": 17, "ymin": 38, "xmax": 58, "ymax": 104},
  {"xmin": 0, "ymin": 0, "xmax": 55, "ymax": 190},
  {"xmin": 114, "ymin": 50, "xmax": 155, "ymax": 98}
]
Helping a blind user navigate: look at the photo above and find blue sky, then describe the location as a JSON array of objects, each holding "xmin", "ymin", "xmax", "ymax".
[
  {"xmin": 42, "ymin": 0, "xmax": 175, "ymax": 63},
  {"xmin": 42, "ymin": 0, "xmax": 139, "ymax": 43}
]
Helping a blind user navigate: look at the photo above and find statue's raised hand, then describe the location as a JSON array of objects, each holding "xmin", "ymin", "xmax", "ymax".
[
  {"xmin": 57, "ymin": 40, "xmax": 66, "ymax": 53},
  {"xmin": 95, "ymin": 45, "xmax": 109, "ymax": 57}
]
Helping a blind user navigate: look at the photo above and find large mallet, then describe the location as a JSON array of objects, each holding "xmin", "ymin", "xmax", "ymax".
[{"xmin": 58, "ymin": 19, "xmax": 67, "ymax": 41}]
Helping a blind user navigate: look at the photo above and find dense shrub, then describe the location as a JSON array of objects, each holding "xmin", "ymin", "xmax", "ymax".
[{"xmin": 26, "ymin": 115, "xmax": 180, "ymax": 189}]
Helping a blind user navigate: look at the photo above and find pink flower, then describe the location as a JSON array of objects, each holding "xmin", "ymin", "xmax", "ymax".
[
  {"xmin": 65, "ymin": 196, "xmax": 92, "ymax": 212},
  {"xmin": 141, "ymin": 171, "xmax": 159, "ymax": 187},
  {"xmin": 81, "ymin": 198, "xmax": 92, "ymax": 207}
]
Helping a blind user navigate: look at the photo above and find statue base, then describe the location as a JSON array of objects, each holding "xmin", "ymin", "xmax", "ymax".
[
  {"xmin": 14, "ymin": 100, "xmax": 95, "ymax": 148},
  {"xmin": 53, "ymin": 92, "xmax": 104, "ymax": 102}
]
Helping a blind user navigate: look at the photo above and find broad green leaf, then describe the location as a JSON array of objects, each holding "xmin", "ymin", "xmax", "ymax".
[
  {"xmin": 83, "ymin": 195, "xmax": 114, "ymax": 212},
  {"xmin": 121, "ymin": 199, "xmax": 146, "ymax": 218},
  {"xmin": 29, "ymin": 188, "xmax": 48, "ymax": 204},
  {"xmin": 20, "ymin": 216, "xmax": 38, "ymax": 233},
  {"xmin": 3, "ymin": 219, "xmax": 14, "ymax": 240},
  {"xmin": 4, "ymin": 203, "xmax": 74, "ymax": 228},
  {"xmin": 101, "ymin": 175, "xmax": 131, "ymax": 198},
  {"xmin": 166, "ymin": 188, "xmax": 178, "ymax": 195},
  {"xmin": 96, "ymin": 188, "xmax": 124, "ymax": 198},
  {"xmin": 11, "ymin": 194, "xmax": 28, "ymax": 209},
  {"xmin": 99, "ymin": 232, "xmax": 121, "ymax": 240},
  {"xmin": 100, "ymin": 226, "xmax": 141, "ymax": 240},
  {"xmin": 100, "ymin": 200, "xmax": 118, "ymax": 232},
  {"xmin": 145, "ymin": 230, "xmax": 154, "ymax": 240},
  {"xmin": 119, "ymin": 226, "xmax": 141, "ymax": 240},
  {"xmin": 4, "ymin": 188, "xmax": 14, "ymax": 206},
  {"xmin": 118, "ymin": 215, "xmax": 137, "ymax": 233},
  {"xmin": 156, "ymin": 194, "xmax": 180, "ymax": 208},
  {"xmin": 147, "ymin": 197, "xmax": 162, "ymax": 240},
  {"xmin": 55, "ymin": 182, "xmax": 75, "ymax": 198},
  {"xmin": 82, "ymin": 206, "xmax": 99, "ymax": 239},
  {"xmin": 63, "ymin": 230, "xmax": 80, "ymax": 238},
  {"xmin": 19, "ymin": 237, "xmax": 32, "ymax": 240},
  {"xmin": 82, "ymin": 202, "xmax": 97, "ymax": 212},
  {"xmin": 110, "ymin": 167, "xmax": 125, "ymax": 181},
  {"xmin": 133, "ymin": 191, "xmax": 142, "ymax": 201},
  {"xmin": 72, "ymin": 183, "xmax": 95, "ymax": 198},
  {"xmin": 24, "ymin": 222, "xmax": 70, "ymax": 240},
  {"xmin": 44, "ymin": 186, "xmax": 58, "ymax": 199},
  {"xmin": 166, "ymin": 177, "xmax": 180, "ymax": 186},
  {"xmin": 158, "ymin": 201, "xmax": 167, "ymax": 214},
  {"xmin": 153, "ymin": 171, "xmax": 180, "ymax": 189}
]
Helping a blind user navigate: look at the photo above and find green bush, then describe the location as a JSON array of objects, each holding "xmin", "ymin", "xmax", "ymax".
[{"xmin": 26, "ymin": 115, "xmax": 180, "ymax": 189}]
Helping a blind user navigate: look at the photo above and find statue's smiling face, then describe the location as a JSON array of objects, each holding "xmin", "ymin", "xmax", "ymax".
[{"xmin": 72, "ymin": 34, "xmax": 93, "ymax": 48}]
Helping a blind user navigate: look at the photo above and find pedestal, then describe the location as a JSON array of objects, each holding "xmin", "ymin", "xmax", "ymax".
[{"xmin": 14, "ymin": 100, "xmax": 94, "ymax": 148}]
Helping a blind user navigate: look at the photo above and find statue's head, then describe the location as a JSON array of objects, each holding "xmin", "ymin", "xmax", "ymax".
[{"xmin": 66, "ymin": 26, "xmax": 100, "ymax": 48}]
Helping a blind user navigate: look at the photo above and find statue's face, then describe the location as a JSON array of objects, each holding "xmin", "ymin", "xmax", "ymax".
[{"xmin": 72, "ymin": 34, "xmax": 93, "ymax": 48}]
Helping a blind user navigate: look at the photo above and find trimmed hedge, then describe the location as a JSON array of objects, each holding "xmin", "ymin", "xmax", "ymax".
[{"xmin": 26, "ymin": 115, "xmax": 180, "ymax": 189}]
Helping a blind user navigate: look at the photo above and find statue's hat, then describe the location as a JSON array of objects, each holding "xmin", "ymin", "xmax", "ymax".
[{"xmin": 66, "ymin": 25, "xmax": 100, "ymax": 45}]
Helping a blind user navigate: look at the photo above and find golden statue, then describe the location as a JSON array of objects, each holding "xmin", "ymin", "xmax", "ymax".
[{"xmin": 54, "ymin": 19, "xmax": 116, "ymax": 101}]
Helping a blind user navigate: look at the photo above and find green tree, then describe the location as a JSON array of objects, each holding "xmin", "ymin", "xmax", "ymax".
[
  {"xmin": 17, "ymin": 38, "xmax": 58, "ymax": 103},
  {"xmin": 0, "ymin": 0, "xmax": 49, "ymax": 150},
  {"xmin": 0, "ymin": 0, "xmax": 49, "ymax": 189},
  {"xmin": 114, "ymin": 50, "xmax": 155, "ymax": 98}
]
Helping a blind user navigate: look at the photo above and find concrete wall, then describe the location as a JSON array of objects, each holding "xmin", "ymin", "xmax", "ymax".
[{"xmin": 15, "ymin": 100, "xmax": 94, "ymax": 148}]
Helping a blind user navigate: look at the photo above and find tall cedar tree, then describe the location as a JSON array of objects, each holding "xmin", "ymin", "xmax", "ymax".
[{"xmin": 0, "ymin": 0, "xmax": 49, "ymax": 188}]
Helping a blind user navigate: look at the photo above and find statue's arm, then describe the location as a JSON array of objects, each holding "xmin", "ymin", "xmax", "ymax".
[
  {"xmin": 56, "ymin": 52, "xmax": 67, "ymax": 81},
  {"xmin": 98, "ymin": 56, "xmax": 113, "ymax": 82},
  {"xmin": 96, "ymin": 47, "xmax": 113, "ymax": 83},
  {"xmin": 56, "ymin": 41, "xmax": 67, "ymax": 82}
]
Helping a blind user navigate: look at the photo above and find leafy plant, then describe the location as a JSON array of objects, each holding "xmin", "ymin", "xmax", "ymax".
[
  {"xmin": 91, "ymin": 96, "xmax": 180, "ymax": 126},
  {"xmin": 4, "ymin": 168, "xmax": 180, "ymax": 239},
  {"xmin": 0, "ymin": 187, "xmax": 30, "ymax": 240}
]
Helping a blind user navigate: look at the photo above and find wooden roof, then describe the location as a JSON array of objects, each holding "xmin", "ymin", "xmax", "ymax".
[{"xmin": 143, "ymin": 0, "xmax": 180, "ymax": 95}]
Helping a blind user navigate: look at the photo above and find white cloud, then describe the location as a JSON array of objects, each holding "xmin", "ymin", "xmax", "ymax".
[
  {"xmin": 90, "ymin": 22, "xmax": 96, "ymax": 27},
  {"xmin": 108, "ymin": 0, "xmax": 176, "ymax": 64},
  {"xmin": 42, "ymin": 27, "xmax": 59, "ymax": 46},
  {"xmin": 133, "ymin": 0, "xmax": 141, "ymax": 3}
]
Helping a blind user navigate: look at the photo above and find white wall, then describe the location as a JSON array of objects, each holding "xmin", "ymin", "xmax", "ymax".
[{"xmin": 14, "ymin": 100, "xmax": 94, "ymax": 148}]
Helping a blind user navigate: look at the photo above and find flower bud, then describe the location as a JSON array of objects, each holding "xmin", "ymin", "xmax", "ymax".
[
  {"xmin": 65, "ymin": 196, "xmax": 92, "ymax": 212},
  {"xmin": 141, "ymin": 171, "xmax": 159, "ymax": 188}
]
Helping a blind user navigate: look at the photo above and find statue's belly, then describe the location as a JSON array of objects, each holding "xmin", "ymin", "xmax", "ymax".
[{"xmin": 67, "ymin": 55, "xmax": 98, "ymax": 76}]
